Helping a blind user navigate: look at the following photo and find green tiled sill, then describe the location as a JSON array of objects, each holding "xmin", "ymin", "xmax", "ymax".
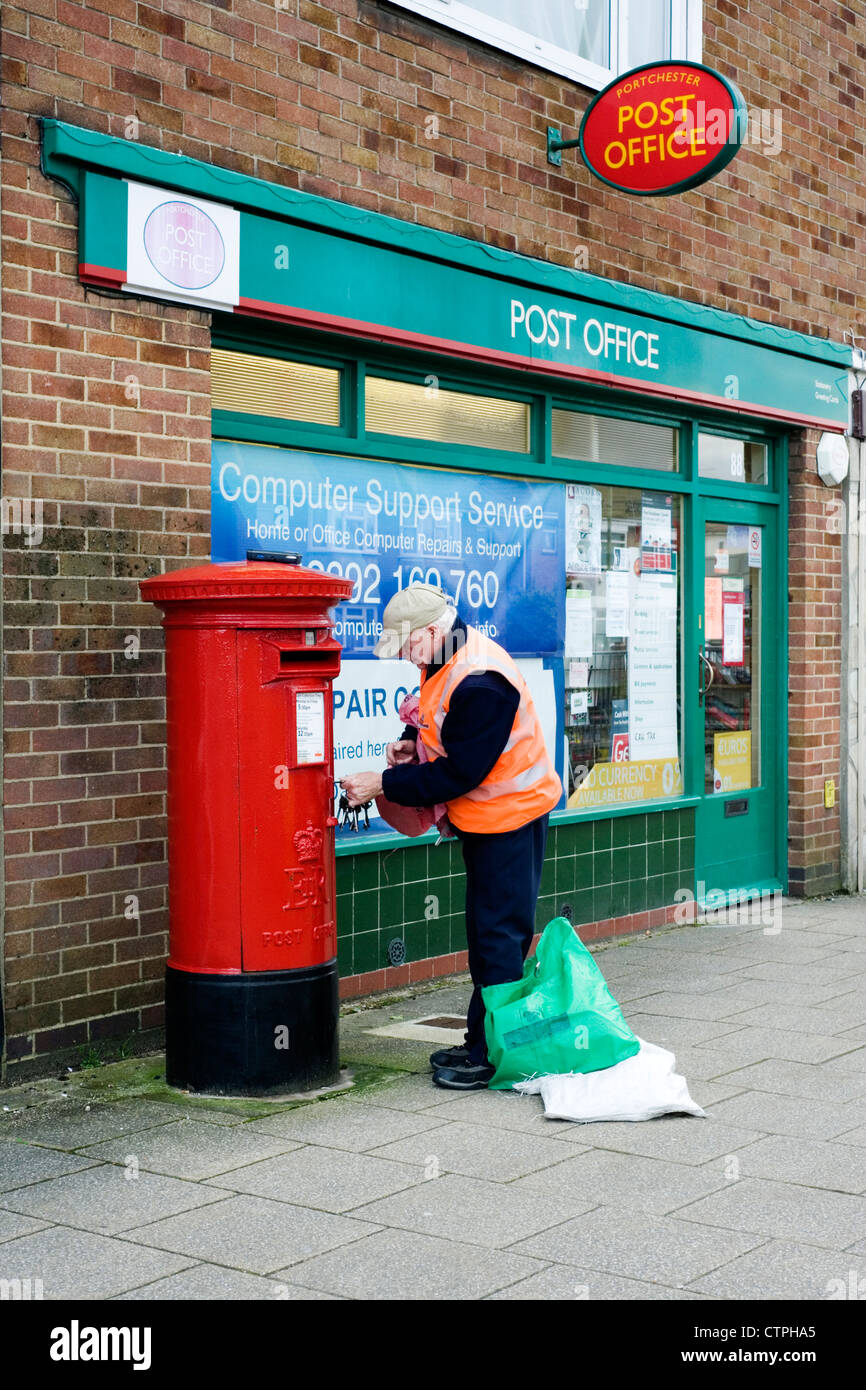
[{"xmin": 335, "ymin": 797, "xmax": 700, "ymax": 856}]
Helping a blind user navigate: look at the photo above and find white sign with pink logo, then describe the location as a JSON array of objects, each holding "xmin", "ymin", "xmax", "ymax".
[{"xmin": 124, "ymin": 180, "xmax": 240, "ymax": 312}]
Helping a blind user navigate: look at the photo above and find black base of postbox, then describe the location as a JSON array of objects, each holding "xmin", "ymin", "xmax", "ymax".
[{"xmin": 165, "ymin": 960, "xmax": 340, "ymax": 1096}]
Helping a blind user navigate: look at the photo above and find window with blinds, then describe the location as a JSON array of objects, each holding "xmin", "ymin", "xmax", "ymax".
[
  {"xmin": 211, "ymin": 349, "xmax": 341, "ymax": 426},
  {"xmin": 365, "ymin": 376, "xmax": 530, "ymax": 453},
  {"xmin": 552, "ymin": 410, "xmax": 678, "ymax": 471}
]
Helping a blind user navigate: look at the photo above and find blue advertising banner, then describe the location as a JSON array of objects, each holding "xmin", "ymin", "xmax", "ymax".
[{"xmin": 212, "ymin": 443, "xmax": 565, "ymax": 656}]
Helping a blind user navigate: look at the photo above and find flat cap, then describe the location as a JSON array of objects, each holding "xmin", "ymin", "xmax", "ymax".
[{"xmin": 373, "ymin": 582, "xmax": 450, "ymax": 658}]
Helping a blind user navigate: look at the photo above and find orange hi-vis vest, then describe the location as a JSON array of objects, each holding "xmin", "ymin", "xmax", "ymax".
[{"xmin": 418, "ymin": 626, "xmax": 563, "ymax": 833}]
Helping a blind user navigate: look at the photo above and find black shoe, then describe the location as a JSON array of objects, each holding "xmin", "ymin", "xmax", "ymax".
[
  {"xmin": 432, "ymin": 1058, "xmax": 496, "ymax": 1090},
  {"xmin": 429, "ymin": 1044, "xmax": 469, "ymax": 1069}
]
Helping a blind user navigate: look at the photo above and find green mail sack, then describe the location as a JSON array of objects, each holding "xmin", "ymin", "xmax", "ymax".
[{"xmin": 482, "ymin": 916, "xmax": 640, "ymax": 1089}]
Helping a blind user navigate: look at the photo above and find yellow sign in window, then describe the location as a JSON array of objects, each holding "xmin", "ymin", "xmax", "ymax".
[
  {"xmin": 713, "ymin": 731, "xmax": 751, "ymax": 793},
  {"xmin": 568, "ymin": 757, "xmax": 683, "ymax": 809}
]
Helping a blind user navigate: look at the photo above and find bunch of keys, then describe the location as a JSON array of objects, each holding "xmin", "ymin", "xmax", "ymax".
[{"xmin": 337, "ymin": 794, "xmax": 372, "ymax": 832}]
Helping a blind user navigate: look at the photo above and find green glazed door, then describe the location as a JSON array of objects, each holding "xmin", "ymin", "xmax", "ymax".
[{"xmin": 693, "ymin": 498, "xmax": 782, "ymax": 903}]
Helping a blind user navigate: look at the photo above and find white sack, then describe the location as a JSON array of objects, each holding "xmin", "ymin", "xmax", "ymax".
[{"xmin": 513, "ymin": 1038, "xmax": 706, "ymax": 1122}]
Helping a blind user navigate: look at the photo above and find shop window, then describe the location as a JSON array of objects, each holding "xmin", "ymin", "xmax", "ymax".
[
  {"xmin": 698, "ymin": 434, "xmax": 768, "ymax": 485},
  {"xmin": 211, "ymin": 349, "xmax": 341, "ymax": 427},
  {"xmin": 385, "ymin": 1, "xmax": 701, "ymax": 90},
  {"xmin": 553, "ymin": 409, "xmax": 679, "ymax": 472},
  {"xmin": 365, "ymin": 376, "xmax": 530, "ymax": 453},
  {"xmin": 704, "ymin": 522, "xmax": 761, "ymax": 793},
  {"xmin": 564, "ymin": 485, "xmax": 682, "ymax": 810}
]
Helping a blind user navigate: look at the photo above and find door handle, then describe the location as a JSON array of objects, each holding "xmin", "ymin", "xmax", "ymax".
[{"xmin": 698, "ymin": 650, "xmax": 714, "ymax": 706}]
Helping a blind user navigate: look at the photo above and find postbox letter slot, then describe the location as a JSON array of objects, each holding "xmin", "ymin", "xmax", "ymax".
[{"xmin": 279, "ymin": 649, "xmax": 332, "ymax": 664}]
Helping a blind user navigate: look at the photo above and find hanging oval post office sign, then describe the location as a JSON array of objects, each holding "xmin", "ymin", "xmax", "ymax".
[{"xmin": 577, "ymin": 61, "xmax": 747, "ymax": 197}]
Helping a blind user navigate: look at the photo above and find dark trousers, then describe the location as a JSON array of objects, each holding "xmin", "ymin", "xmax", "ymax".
[{"xmin": 455, "ymin": 812, "xmax": 550, "ymax": 1065}]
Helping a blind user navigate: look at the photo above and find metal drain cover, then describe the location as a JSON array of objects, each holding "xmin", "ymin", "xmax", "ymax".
[{"xmin": 364, "ymin": 1014, "xmax": 467, "ymax": 1043}]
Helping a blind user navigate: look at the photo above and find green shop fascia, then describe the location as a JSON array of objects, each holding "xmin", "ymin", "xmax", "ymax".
[{"xmin": 43, "ymin": 120, "xmax": 852, "ymax": 972}]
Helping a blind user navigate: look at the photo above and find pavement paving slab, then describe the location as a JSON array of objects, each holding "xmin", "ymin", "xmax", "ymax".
[
  {"xmin": 78, "ymin": 1120, "xmax": 303, "ymax": 1181},
  {"xmin": 684, "ymin": 1240, "xmax": 864, "ymax": 1300},
  {"xmin": 0, "ymin": 1209, "xmax": 50, "ymax": 1243},
  {"xmin": 0, "ymin": 1143, "xmax": 99, "ymax": 1192},
  {"xmin": 616, "ymin": 991, "xmax": 758, "ymax": 1021},
  {"xmin": 0, "ymin": 1165, "xmax": 230, "ymax": 1235},
  {"xmin": 507, "ymin": 1205, "xmax": 765, "ymax": 1285},
  {"xmin": 368, "ymin": 1120, "xmax": 578, "ymax": 1182},
  {"xmin": 202, "ymin": 1146, "xmax": 425, "ymax": 1213},
  {"xmin": 690, "ymin": 1026, "xmax": 866, "ymax": 1065},
  {"xmin": 348, "ymin": 1171, "xmax": 597, "ymax": 1248},
  {"xmin": 548, "ymin": 1115, "xmax": 762, "ymax": 1163},
  {"xmin": 485, "ymin": 1265, "xmax": 710, "ymax": 1299},
  {"xmin": 672, "ymin": 1176, "xmax": 866, "ymax": 1248},
  {"xmin": 509, "ymin": 1148, "xmax": 731, "ymax": 1216},
  {"xmin": 0, "ymin": 1226, "xmax": 192, "ymax": 1300},
  {"xmin": 701, "ymin": 1057, "xmax": 866, "ymax": 1104},
  {"xmin": 830, "ymin": 1024, "xmax": 866, "ymax": 1046},
  {"xmin": 123, "ymin": 1194, "xmax": 381, "ymax": 1274},
  {"xmin": 270, "ymin": 1227, "xmax": 548, "ymax": 1299},
  {"xmin": 705, "ymin": 1091, "xmax": 860, "ymax": 1141},
  {"xmin": 723, "ymin": 1134, "xmax": 866, "ymax": 1194},
  {"xmin": 114, "ymin": 1264, "xmax": 343, "ymax": 1300},
  {"xmin": 710, "ymin": 978, "xmax": 857, "ymax": 1009},
  {"xmin": 342, "ymin": 1071, "xmax": 467, "ymax": 1112},
  {"xmin": 243, "ymin": 1100, "xmax": 449, "ymax": 1152},
  {"xmin": 418, "ymin": 1089, "xmax": 579, "ymax": 1137},
  {"xmin": 618, "ymin": 1015, "xmax": 747, "ymax": 1049},
  {"xmin": 0, "ymin": 1101, "xmax": 243, "ymax": 1151},
  {"xmin": 732, "ymin": 964, "xmax": 855, "ymax": 989}
]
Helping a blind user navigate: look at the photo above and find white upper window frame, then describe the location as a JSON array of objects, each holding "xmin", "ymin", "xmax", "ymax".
[{"xmin": 385, "ymin": 1, "xmax": 703, "ymax": 91}]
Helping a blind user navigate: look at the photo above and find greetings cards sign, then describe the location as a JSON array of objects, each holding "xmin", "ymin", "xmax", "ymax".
[
  {"xmin": 125, "ymin": 180, "xmax": 240, "ymax": 311},
  {"xmin": 579, "ymin": 62, "xmax": 747, "ymax": 197}
]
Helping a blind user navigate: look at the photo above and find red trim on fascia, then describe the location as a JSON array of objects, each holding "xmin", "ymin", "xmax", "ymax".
[
  {"xmin": 236, "ymin": 296, "xmax": 847, "ymax": 432},
  {"xmin": 79, "ymin": 263, "xmax": 127, "ymax": 288}
]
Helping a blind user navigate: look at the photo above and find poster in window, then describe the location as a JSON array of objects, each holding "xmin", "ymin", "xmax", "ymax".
[
  {"xmin": 565, "ymin": 484, "xmax": 602, "ymax": 574},
  {"xmin": 570, "ymin": 690, "xmax": 589, "ymax": 725},
  {"xmin": 722, "ymin": 590, "xmax": 745, "ymax": 666},
  {"xmin": 713, "ymin": 731, "xmax": 751, "ymax": 793},
  {"xmin": 567, "ymin": 755, "xmax": 683, "ymax": 808},
  {"xmin": 212, "ymin": 441, "xmax": 565, "ymax": 656},
  {"xmin": 604, "ymin": 570, "xmax": 630, "ymax": 637},
  {"xmin": 726, "ymin": 524, "xmax": 749, "ymax": 552},
  {"xmin": 628, "ymin": 575, "xmax": 678, "ymax": 760},
  {"xmin": 705, "ymin": 577, "xmax": 723, "ymax": 642},
  {"xmin": 640, "ymin": 491, "xmax": 674, "ymax": 574},
  {"xmin": 565, "ymin": 587, "xmax": 593, "ymax": 659},
  {"xmin": 610, "ymin": 699, "xmax": 629, "ymax": 762}
]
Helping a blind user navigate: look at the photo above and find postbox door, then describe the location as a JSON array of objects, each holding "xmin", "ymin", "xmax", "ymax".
[{"xmin": 236, "ymin": 631, "xmax": 338, "ymax": 973}]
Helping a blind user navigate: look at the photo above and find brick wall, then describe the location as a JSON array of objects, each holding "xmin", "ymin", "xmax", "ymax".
[
  {"xmin": 787, "ymin": 429, "xmax": 843, "ymax": 896},
  {"xmin": 1, "ymin": 279, "xmax": 211, "ymax": 1070},
  {"xmin": 2, "ymin": 0, "xmax": 861, "ymax": 1075}
]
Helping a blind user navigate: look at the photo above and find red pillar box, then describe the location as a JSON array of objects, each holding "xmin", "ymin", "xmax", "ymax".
[{"xmin": 140, "ymin": 554, "xmax": 352, "ymax": 1095}]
